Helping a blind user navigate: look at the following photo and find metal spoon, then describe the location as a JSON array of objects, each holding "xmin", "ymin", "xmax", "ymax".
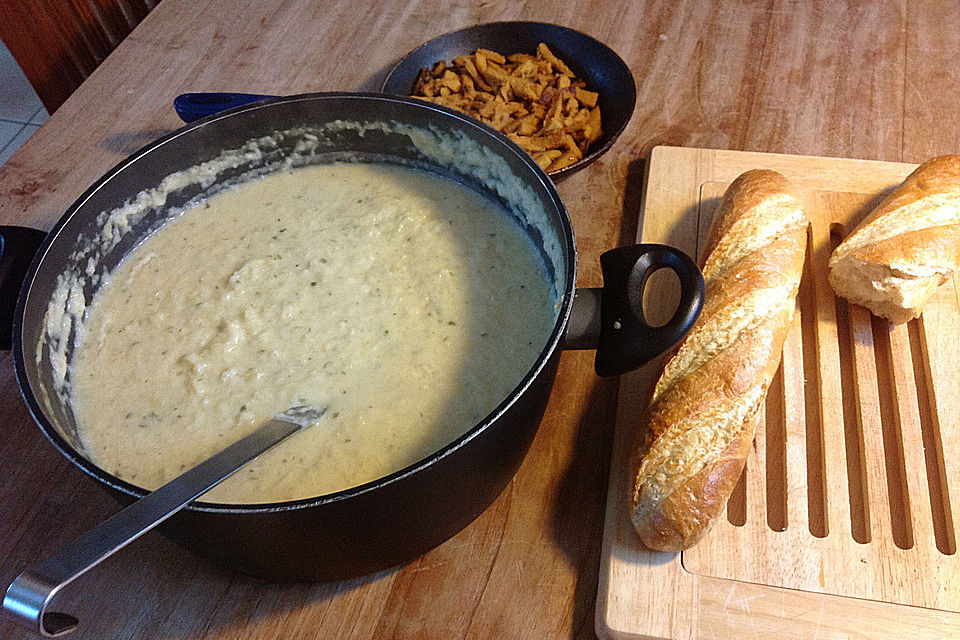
[{"xmin": 2, "ymin": 405, "xmax": 326, "ymax": 637}]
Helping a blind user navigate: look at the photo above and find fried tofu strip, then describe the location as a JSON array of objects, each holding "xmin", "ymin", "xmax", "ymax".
[{"xmin": 411, "ymin": 43, "xmax": 603, "ymax": 172}]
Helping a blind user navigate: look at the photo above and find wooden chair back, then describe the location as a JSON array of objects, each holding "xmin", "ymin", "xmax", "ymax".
[{"xmin": 0, "ymin": 0, "xmax": 158, "ymax": 113}]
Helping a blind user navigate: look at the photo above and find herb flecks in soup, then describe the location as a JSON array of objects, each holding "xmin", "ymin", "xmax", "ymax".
[{"xmin": 69, "ymin": 163, "xmax": 555, "ymax": 504}]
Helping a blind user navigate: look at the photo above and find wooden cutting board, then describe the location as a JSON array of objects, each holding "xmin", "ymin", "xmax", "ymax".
[{"xmin": 596, "ymin": 146, "xmax": 960, "ymax": 639}]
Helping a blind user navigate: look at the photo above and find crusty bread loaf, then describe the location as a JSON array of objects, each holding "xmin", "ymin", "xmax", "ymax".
[
  {"xmin": 828, "ymin": 155, "xmax": 960, "ymax": 324},
  {"xmin": 630, "ymin": 169, "xmax": 807, "ymax": 552}
]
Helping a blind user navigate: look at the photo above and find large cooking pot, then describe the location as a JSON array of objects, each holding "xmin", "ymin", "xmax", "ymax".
[{"xmin": 0, "ymin": 93, "xmax": 702, "ymax": 584}]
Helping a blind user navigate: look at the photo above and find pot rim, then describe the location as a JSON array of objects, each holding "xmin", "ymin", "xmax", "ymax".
[{"xmin": 12, "ymin": 91, "xmax": 578, "ymax": 514}]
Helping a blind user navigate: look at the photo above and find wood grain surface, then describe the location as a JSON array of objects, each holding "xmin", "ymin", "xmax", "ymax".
[
  {"xmin": 597, "ymin": 147, "xmax": 960, "ymax": 639},
  {"xmin": 3, "ymin": 1, "xmax": 960, "ymax": 638}
]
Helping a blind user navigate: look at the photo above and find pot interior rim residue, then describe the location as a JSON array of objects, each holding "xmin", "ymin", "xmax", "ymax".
[{"xmin": 13, "ymin": 92, "xmax": 578, "ymax": 514}]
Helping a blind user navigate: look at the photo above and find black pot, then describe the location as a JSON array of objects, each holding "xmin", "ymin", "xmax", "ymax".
[{"xmin": 0, "ymin": 93, "xmax": 702, "ymax": 582}]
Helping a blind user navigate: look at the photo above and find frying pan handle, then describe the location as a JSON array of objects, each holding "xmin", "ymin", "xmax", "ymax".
[
  {"xmin": 0, "ymin": 226, "xmax": 46, "ymax": 351},
  {"xmin": 173, "ymin": 92, "xmax": 278, "ymax": 123},
  {"xmin": 563, "ymin": 244, "xmax": 704, "ymax": 377}
]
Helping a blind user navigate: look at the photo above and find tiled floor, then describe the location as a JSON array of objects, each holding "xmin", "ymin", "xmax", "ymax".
[{"xmin": 0, "ymin": 39, "xmax": 49, "ymax": 166}]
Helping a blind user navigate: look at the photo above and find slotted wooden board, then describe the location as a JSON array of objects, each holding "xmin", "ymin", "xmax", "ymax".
[{"xmin": 596, "ymin": 146, "xmax": 960, "ymax": 640}]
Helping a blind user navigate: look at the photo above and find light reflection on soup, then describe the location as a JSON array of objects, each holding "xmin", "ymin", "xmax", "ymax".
[{"xmin": 69, "ymin": 162, "xmax": 556, "ymax": 503}]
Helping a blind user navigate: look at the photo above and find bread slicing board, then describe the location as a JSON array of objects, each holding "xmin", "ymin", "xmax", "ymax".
[{"xmin": 596, "ymin": 146, "xmax": 960, "ymax": 640}]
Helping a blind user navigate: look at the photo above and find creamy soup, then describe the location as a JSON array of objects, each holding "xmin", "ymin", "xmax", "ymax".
[{"xmin": 68, "ymin": 162, "xmax": 555, "ymax": 503}]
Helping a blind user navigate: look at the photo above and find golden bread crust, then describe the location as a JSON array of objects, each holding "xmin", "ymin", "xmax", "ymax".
[
  {"xmin": 828, "ymin": 155, "xmax": 960, "ymax": 323},
  {"xmin": 630, "ymin": 169, "xmax": 807, "ymax": 552}
]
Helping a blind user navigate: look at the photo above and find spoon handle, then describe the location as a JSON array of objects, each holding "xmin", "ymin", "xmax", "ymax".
[{"xmin": 2, "ymin": 407, "xmax": 324, "ymax": 637}]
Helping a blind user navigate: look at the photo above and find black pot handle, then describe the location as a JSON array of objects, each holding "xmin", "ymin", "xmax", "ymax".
[
  {"xmin": 564, "ymin": 244, "xmax": 704, "ymax": 377},
  {"xmin": 0, "ymin": 226, "xmax": 47, "ymax": 351}
]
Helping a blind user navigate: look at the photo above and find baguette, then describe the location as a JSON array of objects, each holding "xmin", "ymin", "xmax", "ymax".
[
  {"xmin": 827, "ymin": 155, "xmax": 960, "ymax": 324},
  {"xmin": 630, "ymin": 169, "xmax": 807, "ymax": 551}
]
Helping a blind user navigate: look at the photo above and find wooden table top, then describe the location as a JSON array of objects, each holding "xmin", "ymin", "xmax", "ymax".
[{"xmin": 2, "ymin": 1, "xmax": 958, "ymax": 638}]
